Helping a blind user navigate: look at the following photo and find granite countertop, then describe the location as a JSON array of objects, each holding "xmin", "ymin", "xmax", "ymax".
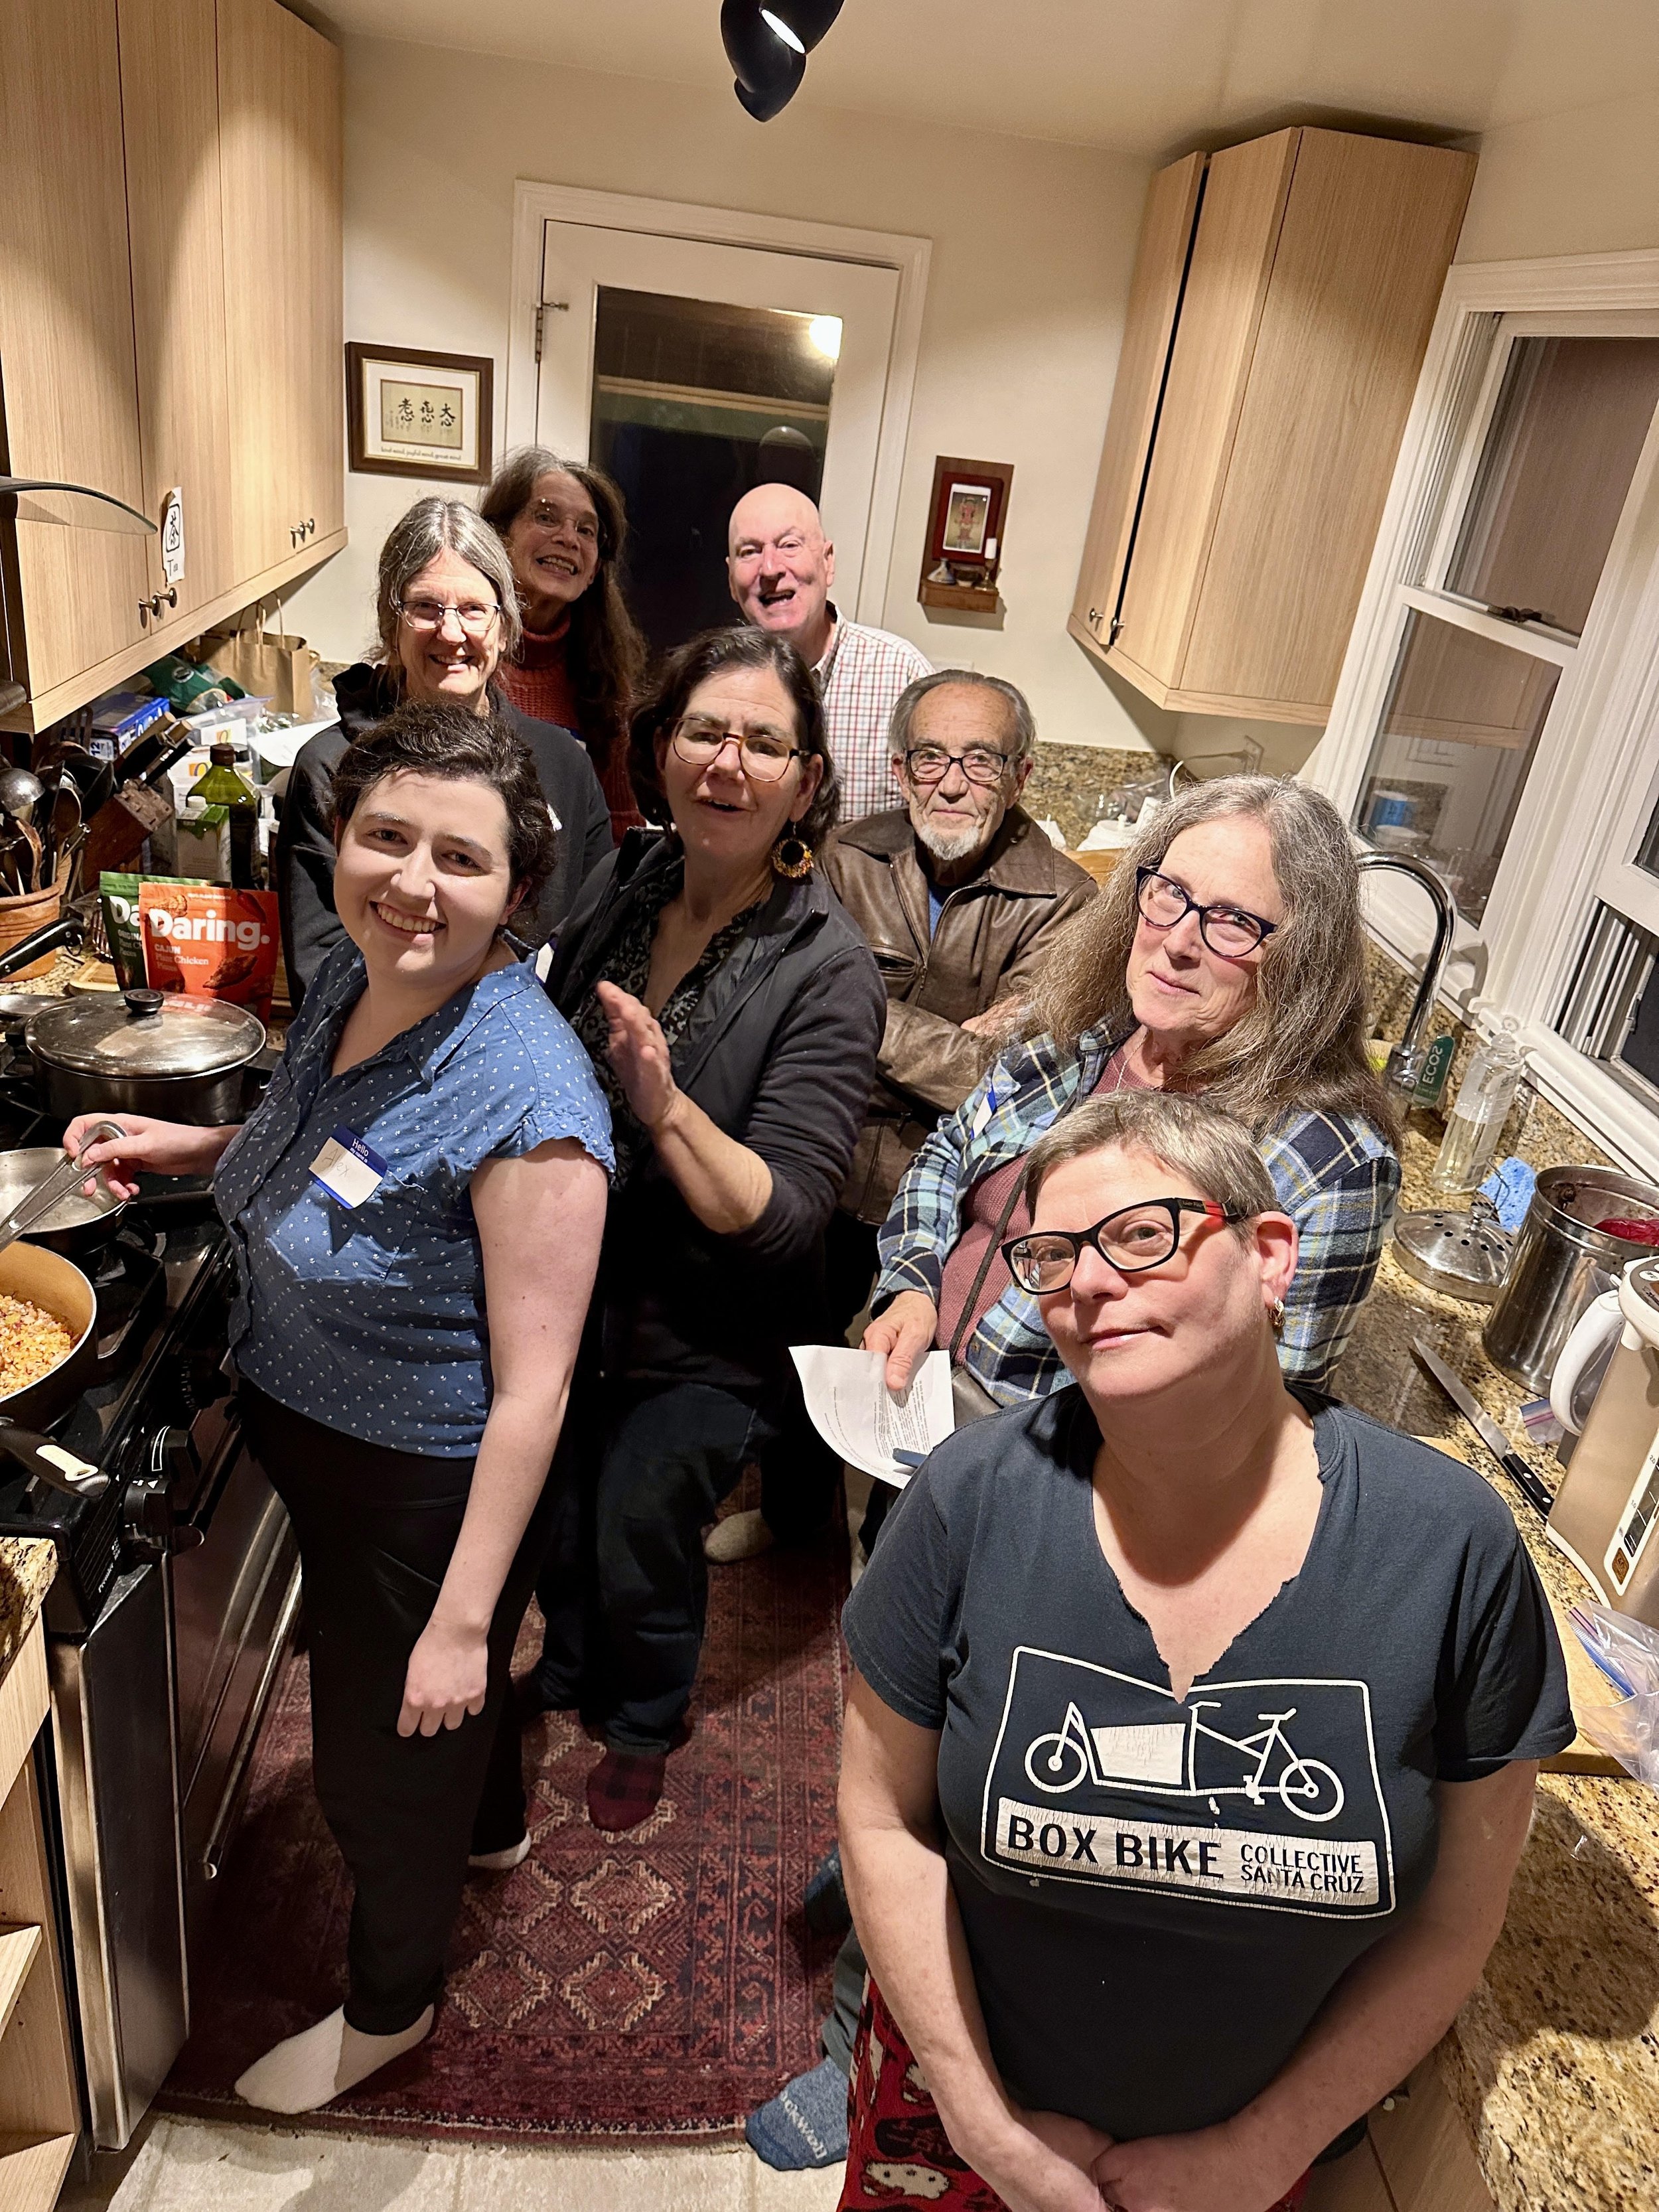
[
  {"xmin": 1329, "ymin": 1126, "xmax": 1659, "ymax": 2212},
  {"xmin": 0, "ymin": 1537, "xmax": 56, "ymax": 1680}
]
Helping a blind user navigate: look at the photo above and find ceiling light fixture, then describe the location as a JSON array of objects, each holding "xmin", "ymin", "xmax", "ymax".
[
  {"xmin": 721, "ymin": 0, "xmax": 845, "ymax": 122},
  {"xmin": 807, "ymin": 315, "xmax": 843, "ymax": 361}
]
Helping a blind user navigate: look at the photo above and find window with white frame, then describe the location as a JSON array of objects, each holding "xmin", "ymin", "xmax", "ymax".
[{"xmin": 1309, "ymin": 254, "xmax": 1659, "ymax": 1179}]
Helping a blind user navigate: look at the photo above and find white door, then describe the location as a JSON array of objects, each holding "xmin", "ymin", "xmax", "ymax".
[{"xmin": 534, "ymin": 220, "xmax": 901, "ymax": 651}]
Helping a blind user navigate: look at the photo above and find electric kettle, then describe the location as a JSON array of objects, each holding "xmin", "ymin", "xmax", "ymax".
[{"xmin": 1546, "ymin": 1254, "xmax": 1659, "ymax": 1623}]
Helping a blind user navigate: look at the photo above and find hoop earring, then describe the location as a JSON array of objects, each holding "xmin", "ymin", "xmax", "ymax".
[
  {"xmin": 1270, "ymin": 1298, "xmax": 1287, "ymax": 1335},
  {"xmin": 772, "ymin": 826, "xmax": 814, "ymax": 879}
]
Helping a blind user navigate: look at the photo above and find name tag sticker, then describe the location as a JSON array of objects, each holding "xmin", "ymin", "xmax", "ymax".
[{"xmin": 309, "ymin": 1126, "xmax": 388, "ymax": 1209}]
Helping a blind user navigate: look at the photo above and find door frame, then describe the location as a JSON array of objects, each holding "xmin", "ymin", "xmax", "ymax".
[{"xmin": 506, "ymin": 180, "xmax": 930, "ymax": 628}]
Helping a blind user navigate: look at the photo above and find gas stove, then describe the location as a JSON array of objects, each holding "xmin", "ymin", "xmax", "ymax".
[
  {"xmin": 0, "ymin": 1048, "xmax": 299, "ymax": 2152},
  {"xmin": 0, "ymin": 1057, "xmax": 230, "ymax": 1631}
]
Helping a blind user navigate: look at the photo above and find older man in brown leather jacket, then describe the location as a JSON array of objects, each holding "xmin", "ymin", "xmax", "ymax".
[{"xmin": 709, "ymin": 668, "xmax": 1094, "ymax": 1564}]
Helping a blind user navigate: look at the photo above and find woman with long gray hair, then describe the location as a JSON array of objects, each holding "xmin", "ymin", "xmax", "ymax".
[
  {"xmin": 480, "ymin": 448, "xmax": 647, "ymax": 840},
  {"xmin": 867, "ymin": 776, "xmax": 1400, "ymax": 1410},
  {"xmin": 275, "ymin": 496, "xmax": 613, "ymax": 1003}
]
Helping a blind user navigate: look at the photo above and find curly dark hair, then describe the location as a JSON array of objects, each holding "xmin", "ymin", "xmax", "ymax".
[
  {"xmin": 627, "ymin": 627, "xmax": 840, "ymax": 851},
  {"xmin": 480, "ymin": 447, "xmax": 646, "ymax": 774},
  {"xmin": 328, "ymin": 699, "xmax": 557, "ymax": 913}
]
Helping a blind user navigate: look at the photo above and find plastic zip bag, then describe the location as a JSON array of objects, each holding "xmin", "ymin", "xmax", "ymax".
[{"xmin": 1569, "ymin": 1603, "xmax": 1659, "ymax": 1787}]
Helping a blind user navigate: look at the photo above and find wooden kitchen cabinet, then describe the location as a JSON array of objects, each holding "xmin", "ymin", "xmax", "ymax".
[
  {"xmin": 0, "ymin": 1, "xmax": 152, "ymax": 700},
  {"xmin": 117, "ymin": 0, "xmax": 236, "ymax": 630},
  {"xmin": 0, "ymin": 0, "xmax": 345, "ymax": 735},
  {"xmin": 1071, "ymin": 129, "xmax": 1475, "ymax": 725},
  {"xmin": 0, "ymin": 1623, "xmax": 80, "ymax": 2208},
  {"xmin": 217, "ymin": 0, "xmax": 344, "ymax": 582}
]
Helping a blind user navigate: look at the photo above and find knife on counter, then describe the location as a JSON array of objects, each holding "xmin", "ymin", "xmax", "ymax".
[{"xmin": 1410, "ymin": 1337, "xmax": 1555, "ymax": 1516}]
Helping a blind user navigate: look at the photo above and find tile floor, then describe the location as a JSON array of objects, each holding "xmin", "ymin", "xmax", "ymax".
[{"xmin": 60, "ymin": 2116, "xmax": 847, "ymax": 2212}]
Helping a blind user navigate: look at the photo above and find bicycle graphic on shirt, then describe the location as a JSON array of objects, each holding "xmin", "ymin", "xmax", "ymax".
[{"xmin": 1023, "ymin": 1698, "xmax": 1346, "ymax": 1824}]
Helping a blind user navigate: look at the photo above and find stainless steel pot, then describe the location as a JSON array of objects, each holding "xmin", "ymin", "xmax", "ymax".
[
  {"xmin": 25, "ymin": 988, "xmax": 267, "ymax": 1126},
  {"xmin": 1481, "ymin": 1164, "xmax": 1659, "ymax": 1390}
]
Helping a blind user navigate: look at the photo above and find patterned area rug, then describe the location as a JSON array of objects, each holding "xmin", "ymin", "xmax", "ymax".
[{"xmin": 159, "ymin": 1529, "xmax": 847, "ymax": 2142}]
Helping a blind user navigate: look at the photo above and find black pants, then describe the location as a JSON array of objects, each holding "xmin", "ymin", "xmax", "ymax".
[
  {"xmin": 242, "ymin": 1384, "xmax": 546, "ymax": 2037},
  {"xmin": 534, "ymin": 1378, "xmax": 772, "ymax": 1753},
  {"xmin": 759, "ymin": 1211, "xmax": 881, "ymax": 1544}
]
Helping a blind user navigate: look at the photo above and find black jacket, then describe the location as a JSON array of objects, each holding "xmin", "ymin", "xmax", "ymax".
[
  {"xmin": 274, "ymin": 662, "xmax": 613, "ymax": 1005},
  {"xmin": 550, "ymin": 831, "xmax": 885, "ymax": 1395}
]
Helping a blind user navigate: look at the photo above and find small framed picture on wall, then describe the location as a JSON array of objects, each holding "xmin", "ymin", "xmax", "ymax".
[
  {"xmin": 920, "ymin": 455, "xmax": 1014, "ymax": 613},
  {"xmin": 345, "ymin": 342, "xmax": 494, "ymax": 482}
]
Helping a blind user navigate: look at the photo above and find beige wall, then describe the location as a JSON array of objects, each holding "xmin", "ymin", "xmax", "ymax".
[
  {"xmin": 283, "ymin": 35, "xmax": 1158, "ymax": 752},
  {"xmin": 1455, "ymin": 89, "xmax": 1659, "ymax": 262}
]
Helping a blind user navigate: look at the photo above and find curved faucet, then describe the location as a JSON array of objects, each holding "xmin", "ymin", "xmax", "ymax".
[{"xmin": 1354, "ymin": 851, "xmax": 1460, "ymax": 1096}]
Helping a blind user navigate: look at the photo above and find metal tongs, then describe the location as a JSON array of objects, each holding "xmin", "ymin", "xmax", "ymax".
[{"xmin": 0, "ymin": 1120, "xmax": 127, "ymax": 1259}]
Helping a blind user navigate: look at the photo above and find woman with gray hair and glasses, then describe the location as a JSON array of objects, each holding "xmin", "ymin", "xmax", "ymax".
[
  {"xmin": 276, "ymin": 496, "xmax": 613, "ymax": 1003},
  {"xmin": 837, "ymin": 1088, "xmax": 1568, "ymax": 2211},
  {"xmin": 868, "ymin": 776, "xmax": 1401, "ymax": 1416}
]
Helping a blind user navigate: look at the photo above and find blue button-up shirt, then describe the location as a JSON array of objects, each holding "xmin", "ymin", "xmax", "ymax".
[{"xmin": 216, "ymin": 939, "xmax": 613, "ymax": 1456}]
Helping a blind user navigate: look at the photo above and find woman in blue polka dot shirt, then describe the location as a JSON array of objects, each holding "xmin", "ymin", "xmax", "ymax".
[{"xmin": 67, "ymin": 701, "xmax": 613, "ymax": 2116}]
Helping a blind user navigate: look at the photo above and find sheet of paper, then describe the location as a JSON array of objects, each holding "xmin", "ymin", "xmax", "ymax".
[{"xmin": 789, "ymin": 1345, "xmax": 955, "ymax": 1489}]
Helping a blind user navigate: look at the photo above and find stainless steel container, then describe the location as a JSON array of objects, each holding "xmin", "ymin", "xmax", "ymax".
[
  {"xmin": 1482, "ymin": 1164, "xmax": 1659, "ymax": 1389},
  {"xmin": 24, "ymin": 987, "xmax": 266, "ymax": 1125}
]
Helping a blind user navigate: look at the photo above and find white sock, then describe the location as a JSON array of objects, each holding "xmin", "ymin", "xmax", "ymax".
[{"xmin": 234, "ymin": 2003, "xmax": 434, "ymax": 2114}]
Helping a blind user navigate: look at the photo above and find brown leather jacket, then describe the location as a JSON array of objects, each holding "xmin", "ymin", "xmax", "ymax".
[{"xmin": 821, "ymin": 805, "xmax": 1097, "ymax": 1224}]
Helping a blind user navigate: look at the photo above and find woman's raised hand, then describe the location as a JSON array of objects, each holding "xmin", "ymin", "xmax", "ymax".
[
  {"xmin": 863, "ymin": 1290, "xmax": 939, "ymax": 1394},
  {"xmin": 61, "ymin": 1113, "xmax": 232, "ymax": 1203},
  {"xmin": 597, "ymin": 981, "xmax": 682, "ymax": 1134}
]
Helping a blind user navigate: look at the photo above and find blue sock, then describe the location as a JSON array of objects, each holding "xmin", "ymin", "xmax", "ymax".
[{"xmin": 745, "ymin": 2055, "xmax": 849, "ymax": 2170}]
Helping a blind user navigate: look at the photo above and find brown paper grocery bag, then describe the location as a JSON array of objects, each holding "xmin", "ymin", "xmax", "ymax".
[{"xmin": 204, "ymin": 602, "xmax": 320, "ymax": 717}]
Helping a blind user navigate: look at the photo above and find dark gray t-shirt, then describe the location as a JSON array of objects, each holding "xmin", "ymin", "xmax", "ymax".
[{"xmin": 842, "ymin": 1386, "xmax": 1572, "ymax": 2141}]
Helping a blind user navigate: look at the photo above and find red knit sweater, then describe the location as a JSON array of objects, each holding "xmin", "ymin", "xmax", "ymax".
[{"xmin": 496, "ymin": 618, "xmax": 643, "ymax": 840}]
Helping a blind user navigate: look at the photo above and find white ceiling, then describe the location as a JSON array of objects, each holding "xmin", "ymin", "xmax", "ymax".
[{"xmin": 310, "ymin": 0, "xmax": 1659, "ymax": 158}]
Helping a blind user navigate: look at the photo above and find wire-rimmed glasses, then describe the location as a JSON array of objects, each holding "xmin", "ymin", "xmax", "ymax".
[
  {"xmin": 1001, "ymin": 1197, "xmax": 1243, "ymax": 1293},
  {"xmin": 395, "ymin": 596, "xmax": 502, "ymax": 639},
  {"xmin": 670, "ymin": 715, "xmax": 807, "ymax": 783},
  {"xmin": 1135, "ymin": 867, "xmax": 1278, "ymax": 957}
]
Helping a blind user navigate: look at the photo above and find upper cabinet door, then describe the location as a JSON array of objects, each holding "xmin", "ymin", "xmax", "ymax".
[
  {"xmin": 1070, "ymin": 153, "xmax": 1204, "ymax": 658},
  {"xmin": 117, "ymin": 0, "xmax": 234, "ymax": 626},
  {"xmin": 216, "ymin": 0, "xmax": 344, "ymax": 579},
  {"xmin": 0, "ymin": 0, "xmax": 150, "ymax": 696}
]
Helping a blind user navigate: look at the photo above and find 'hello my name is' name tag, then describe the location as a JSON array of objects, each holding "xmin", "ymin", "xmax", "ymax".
[{"xmin": 310, "ymin": 1126, "xmax": 388, "ymax": 1209}]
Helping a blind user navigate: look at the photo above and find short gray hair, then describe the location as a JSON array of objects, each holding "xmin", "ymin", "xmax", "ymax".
[
  {"xmin": 888, "ymin": 668, "xmax": 1037, "ymax": 769},
  {"xmin": 1024, "ymin": 1090, "xmax": 1277, "ymax": 1226},
  {"xmin": 374, "ymin": 497, "xmax": 522, "ymax": 667}
]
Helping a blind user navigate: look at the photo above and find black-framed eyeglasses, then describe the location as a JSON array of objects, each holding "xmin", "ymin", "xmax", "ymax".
[
  {"xmin": 1001, "ymin": 1196, "xmax": 1243, "ymax": 1293},
  {"xmin": 396, "ymin": 596, "xmax": 502, "ymax": 638},
  {"xmin": 1135, "ymin": 867, "xmax": 1278, "ymax": 958},
  {"xmin": 670, "ymin": 716, "xmax": 808, "ymax": 784},
  {"xmin": 901, "ymin": 743, "xmax": 1011, "ymax": 788}
]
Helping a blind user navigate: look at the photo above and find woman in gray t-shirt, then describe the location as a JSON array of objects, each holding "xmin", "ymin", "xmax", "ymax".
[{"xmin": 838, "ymin": 1090, "xmax": 1570, "ymax": 2212}]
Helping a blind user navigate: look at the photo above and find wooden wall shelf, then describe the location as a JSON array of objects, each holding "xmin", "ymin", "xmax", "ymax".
[{"xmin": 919, "ymin": 579, "xmax": 999, "ymax": 614}]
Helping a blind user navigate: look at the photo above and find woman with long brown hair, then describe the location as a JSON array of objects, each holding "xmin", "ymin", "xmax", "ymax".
[{"xmin": 480, "ymin": 447, "xmax": 647, "ymax": 838}]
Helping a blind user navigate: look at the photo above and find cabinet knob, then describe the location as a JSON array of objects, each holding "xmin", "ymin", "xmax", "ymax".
[
  {"xmin": 306, "ymin": 517, "xmax": 315, "ymax": 535},
  {"xmin": 138, "ymin": 599, "xmax": 151, "ymax": 627}
]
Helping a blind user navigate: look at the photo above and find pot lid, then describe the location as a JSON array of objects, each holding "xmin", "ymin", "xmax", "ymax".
[
  {"xmin": 25, "ymin": 988, "xmax": 265, "ymax": 1076},
  {"xmin": 1392, "ymin": 1197, "xmax": 1513, "ymax": 1303}
]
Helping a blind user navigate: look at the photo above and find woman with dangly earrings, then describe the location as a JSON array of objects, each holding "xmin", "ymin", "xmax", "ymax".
[{"xmin": 526, "ymin": 626, "xmax": 884, "ymax": 1830}]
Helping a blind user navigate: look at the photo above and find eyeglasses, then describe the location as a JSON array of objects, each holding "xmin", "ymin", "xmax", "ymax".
[
  {"xmin": 524, "ymin": 501, "xmax": 599, "ymax": 539},
  {"xmin": 1135, "ymin": 867, "xmax": 1278, "ymax": 958},
  {"xmin": 396, "ymin": 597, "xmax": 502, "ymax": 638},
  {"xmin": 902, "ymin": 744, "xmax": 1011, "ymax": 788},
  {"xmin": 1001, "ymin": 1197, "xmax": 1242, "ymax": 1293},
  {"xmin": 670, "ymin": 716, "xmax": 807, "ymax": 783}
]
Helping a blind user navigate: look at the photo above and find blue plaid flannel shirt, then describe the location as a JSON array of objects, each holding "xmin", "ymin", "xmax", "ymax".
[{"xmin": 875, "ymin": 1027, "xmax": 1399, "ymax": 1406}]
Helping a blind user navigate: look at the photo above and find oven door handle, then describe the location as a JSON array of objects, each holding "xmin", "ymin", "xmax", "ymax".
[{"xmin": 199, "ymin": 1560, "xmax": 301, "ymax": 1883}]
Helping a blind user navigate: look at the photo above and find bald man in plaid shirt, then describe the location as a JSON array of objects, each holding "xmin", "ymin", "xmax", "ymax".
[{"xmin": 728, "ymin": 484, "xmax": 932, "ymax": 825}]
